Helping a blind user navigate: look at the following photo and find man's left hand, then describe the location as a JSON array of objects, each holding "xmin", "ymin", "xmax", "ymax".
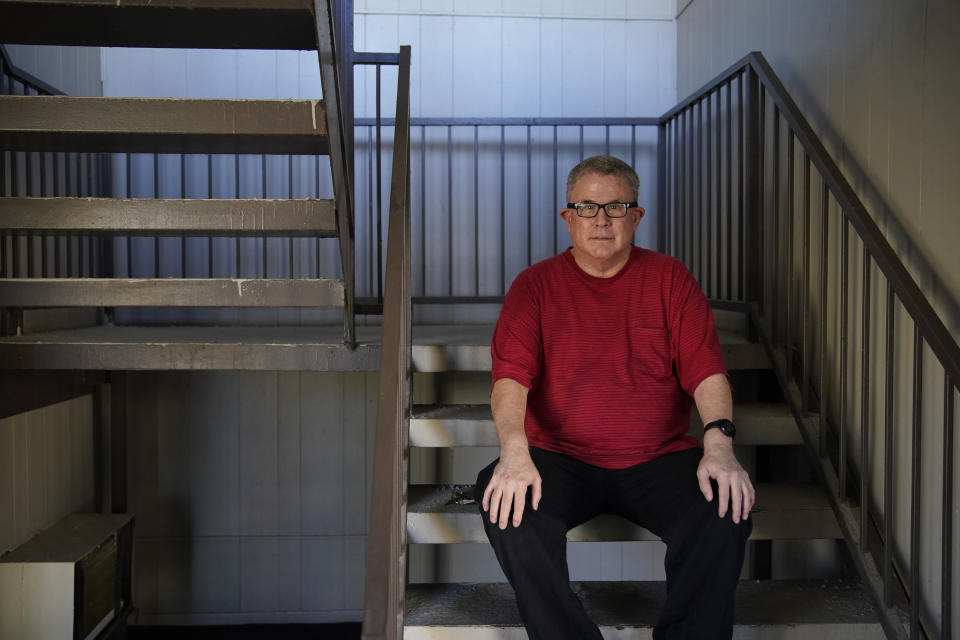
[{"xmin": 697, "ymin": 430, "xmax": 754, "ymax": 523}]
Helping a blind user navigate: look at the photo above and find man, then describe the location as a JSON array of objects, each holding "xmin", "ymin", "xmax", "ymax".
[{"xmin": 475, "ymin": 155, "xmax": 754, "ymax": 639}]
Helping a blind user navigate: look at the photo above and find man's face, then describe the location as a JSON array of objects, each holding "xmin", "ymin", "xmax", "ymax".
[{"xmin": 561, "ymin": 172, "xmax": 644, "ymax": 276}]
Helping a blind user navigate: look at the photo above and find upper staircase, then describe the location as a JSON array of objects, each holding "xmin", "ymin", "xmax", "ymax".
[{"xmin": 0, "ymin": 0, "xmax": 361, "ymax": 373}]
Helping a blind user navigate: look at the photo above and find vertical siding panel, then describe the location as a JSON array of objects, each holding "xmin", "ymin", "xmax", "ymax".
[
  {"xmin": 189, "ymin": 373, "xmax": 240, "ymax": 536},
  {"xmin": 239, "ymin": 372, "xmax": 279, "ymax": 536},
  {"xmin": 342, "ymin": 372, "xmax": 368, "ymax": 534},
  {"xmin": 25, "ymin": 409, "xmax": 47, "ymax": 537},
  {"xmin": 0, "ymin": 415, "xmax": 15, "ymax": 554},
  {"xmin": 12, "ymin": 413, "xmax": 28, "ymax": 547},
  {"xmin": 277, "ymin": 372, "xmax": 303, "ymax": 536},
  {"xmin": 129, "ymin": 374, "xmax": 160, "ymax": 536},
  {"xmin": 300, "ymin": 372, "xmax": 344, "ymax": 535}
]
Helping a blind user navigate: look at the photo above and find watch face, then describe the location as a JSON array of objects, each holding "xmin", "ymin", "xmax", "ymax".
[{"xmin": 706, "ymin": 419, "xmax": 736, "ymax": 437}]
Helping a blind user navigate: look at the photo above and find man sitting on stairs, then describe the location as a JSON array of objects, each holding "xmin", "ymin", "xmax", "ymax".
[{"xmin": 476, "ymin": 155, "xmax": 755, "ymax": 640}]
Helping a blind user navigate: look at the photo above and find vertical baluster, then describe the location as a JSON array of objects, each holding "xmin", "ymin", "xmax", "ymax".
[
  {"xmin": 604, "ymin": 124, "xmax": 610, "ymax": 156},
  {"xmin": 657, "ymin": 122, "xmax": 665, "ymax": 253},
  {"xmin": 772, "ymin": 109, "xmax": 782, "ymax": 340},
  {"xmin": 819, "ymin": 181, "xmax": 829, "ymax": 457},
  {"xmin": 686, "ymin": 107, "xmax": 693, "ymax": 269},
  {"xmin": 473, "ymin": 125, "xmax": 479, "ymax": 296},
  {"xmin": 679, "ymin": 111, "xmax": 686, "ymax": 265},
  {"xmin": 693, "ymin": 101, "xmax": 701, "ymax": 280},
  {"xmin": 839, "ymin": 216, "xmax": 849, "ymax": 501},
  {"xmin": 208, "ymin": 154, "xmax": 214, "ymax": 278},
  {"xmin": 446, "ymin": 125, "xmax": 452, "ymax": 296},
  {"xmin": 421, "ymin": 125, "xmax": 427, "ymax": 294},
  {"xmin": 181, "ymin": 155, "xmax": 188, "ymax": 278},
  {"xmin": 367, "ymin": 126, "xmax": 375, "ymax": 294},
  {"xmin": 288, "ymin": 154, "xmax": 294, "ymax": 279},
  {"xmin": 578, "ymin": 125, "xmax": 584, "ymax": 161},
  {"xmin": 235, "ymin": 154, "xmax": 241, "ymax": 277},
  {"xmin": 725, "ymin": 80, "xmax": 733, "ymax": 299},
  {"xmin": 698, "ymin": 99, "xmax": 705, "ymax": 286},
  {"xmin": 860, "ymin": 249, "xmax": 872, "ymax": 548},
  {"xmin": 154, "ymin": 153, "xmax": 160, "ymax": 277},
  {"xmin": 909, "ymin": 326, "xmax": 923, "ymax": 639},
  {"xmin": 500, "ymin": 125, "xmax": 506, "ymax": 294},
  {"xmin": 756, "ymin": 83, "xmax": 765, "ymax": 310},
  {"xmin": 261, "ymin": 154, "xmax": 268, "ymax": 278},
  {"xmin": 801, "ymin": 153, "xmax": 810, "ymax": 412},
  {"xmin": 942, "ymin": 374, "xmax": 955, "ymax": 640},
  {"xmin": 126, "ymin": 153, "xmax": 132, "ymax": 278},
  {"xmin": 672, "ymin": 117, "xmax": 680, "ymax": 257},
  {"xmin": 552, "ymin": 125, "xmax": 558, "ymax": 257},
  {"xmin": 786, "ymin": 133, "xmax": 794, "ymax": 383},
  {"xmin": 883, "ymin": 280, "xmax": 894, "ymax": 605},
  {"xmin": 526, "ymin": 125, "xmax": 532, "ymax": 269},
  {"xmin": 706, "ymin": 92, "xmax": 713, "ymax": 296}
]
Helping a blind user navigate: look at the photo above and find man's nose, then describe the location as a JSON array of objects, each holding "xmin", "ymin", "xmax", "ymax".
[{"xmin": 594, "ymin": 209, "xmax": 613, "ymax": 224}]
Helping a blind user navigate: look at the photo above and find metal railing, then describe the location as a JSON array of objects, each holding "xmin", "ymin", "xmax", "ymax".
[
  {"xmin": 660, "ymin": 51, "xmax": 959, "ymax": 640},
  {"xmin": 361, "ymin": 44, "xmax": 411, "ymax": 640},
  {"xmin": 0, "ymin": 45, "xmax": 107, "ymax": 290},
  {"xmin": 353, "ymin": 117, "xmax": 658, "ymax": 305}
]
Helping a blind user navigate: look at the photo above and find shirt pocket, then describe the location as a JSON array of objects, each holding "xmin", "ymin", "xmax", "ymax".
[{"xmin": 628, "ymin": 326, "xmax": 673, "ymax": 379}]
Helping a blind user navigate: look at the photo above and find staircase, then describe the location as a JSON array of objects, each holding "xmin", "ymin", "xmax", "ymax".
[
  {"xmin": 391, "ymin": 309, "xmax": 883, "ymax": 639},
  {"xmin": 364, "ymin": 54, "xmax": 960, "ymax": 640},
  {"xmin": 0, "ymin": 0, "xmax": 362, "ymax": 367}
]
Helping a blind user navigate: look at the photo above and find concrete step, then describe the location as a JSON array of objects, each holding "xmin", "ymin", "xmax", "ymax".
[
  {"xmin": 0, "ymin": 0, "xmax": 317, "ymax": 50},
  {"xmin": 0, "ymin": 197, "xmax": 338, "ymax": 236},
  {"xmin": 0, "ymin": 278, "xmax": 344, "ymax": 308},
  {"xmin": 407, "ymin": 483, "xmax": 841, "ymax": 544},
  {"xmin": 0, "ymin": 95, "xmax": 327, "ymax": 154},
  {"xmin": 404, "ymin": 580, "xmax": 883, "ymax": 639},
  {"xmin": 410, "ymin": 402, "xmax": 801, "ymax": 447},
  {"xmin": 411, "ymin": 325, "xmax": 769, "ymax": 373}
]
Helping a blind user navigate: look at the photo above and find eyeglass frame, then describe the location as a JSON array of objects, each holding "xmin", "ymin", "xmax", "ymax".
[{"xmin": 564, "ymin": 201, "xmax": 640, "ymax": 218}]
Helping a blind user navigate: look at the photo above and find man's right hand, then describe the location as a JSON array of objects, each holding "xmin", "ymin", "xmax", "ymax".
[{"xmin": 481, "ymin": 446, "xmax": 542, "ymax": 529}]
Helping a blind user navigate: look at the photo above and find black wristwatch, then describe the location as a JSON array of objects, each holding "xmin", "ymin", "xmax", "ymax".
[{"xmin": 704, "ymin": 418, "xmax": 736, "ymax": 438}]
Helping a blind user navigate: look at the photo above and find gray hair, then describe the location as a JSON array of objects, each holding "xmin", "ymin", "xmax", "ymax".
[{"xmin": 565, "ymin": 155, "xmax": 639, "ymax": 201}]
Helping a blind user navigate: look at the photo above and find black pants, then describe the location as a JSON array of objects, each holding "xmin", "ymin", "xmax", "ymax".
[{"xmin": 475, "ymin": 447, "xmax": 751, "ymax": 640}]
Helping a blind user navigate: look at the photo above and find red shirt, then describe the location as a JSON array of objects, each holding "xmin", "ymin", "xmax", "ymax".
[{"xmin": 491, "ymin": 246, "xmax": 728, "ymax": 469}]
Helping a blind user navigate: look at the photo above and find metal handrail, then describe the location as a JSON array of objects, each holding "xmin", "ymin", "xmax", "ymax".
[
  {"xmin": 662, "ymin": 50, "xmax": 960, "ymax": 388},
  {"xmin": 659, "ymin": 51, "xmax": 959, "ymax": 640},
  {"xmin": 0, "ymin": 44, "xmax": 63, "ymax": 95},
  {"xmin": 361, "ymin": 44, "xmax": 411, "ymax": 640}
]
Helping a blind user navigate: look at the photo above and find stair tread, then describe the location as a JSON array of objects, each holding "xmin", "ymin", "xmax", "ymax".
[
  {"xmin": 0, "ymin": 197, "xmax": 338, "ymax": 236},
  {"xmin": 0, "ymin": 95, "xmax": 328, "ymax": 154},
  {"xmin": 0, "ymin": 278, "xmax": 345, "ymax": 308},
  {"xmin": 411, "ymin": 325, "xmax": 769, "ymax": 372},
  {"xmin": 407, "ymin": 482, "xmax": 841, "ymax": 542},
  {"xmin": 0, "ymin": 324, "xmax": 506, "ymax": 371},
  {"xmin": 0, "ymin": 325, "xmax": 380, "ymax": 370},
  {"xmin": 411, "ymin": 402, "xmax": 801, "ymax": 447},
  {"xmin": 405, "ymin": 580, "xmax": 880, "ymax": 630},
  {"xmin": 0, "ymin": 0, "xmax": 318, "ymax": 50}
]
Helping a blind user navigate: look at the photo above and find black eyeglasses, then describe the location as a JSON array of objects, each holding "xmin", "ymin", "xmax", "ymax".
[{"xmin": 565, "ymin": 201, "xmax": 638, "ymax": 218}]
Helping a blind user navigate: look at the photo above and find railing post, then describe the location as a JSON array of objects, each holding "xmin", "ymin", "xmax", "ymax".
[
  {"xmin": 362, "ymin": 45, "xmax": 412, "ymax": 640},
  {"xmin": 743, "ymin": 66, "xmax": 762, "ymax": 304},
  {"xmin": 657, "ymin": 121, "xmax": 667, "ymax": 254}
]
